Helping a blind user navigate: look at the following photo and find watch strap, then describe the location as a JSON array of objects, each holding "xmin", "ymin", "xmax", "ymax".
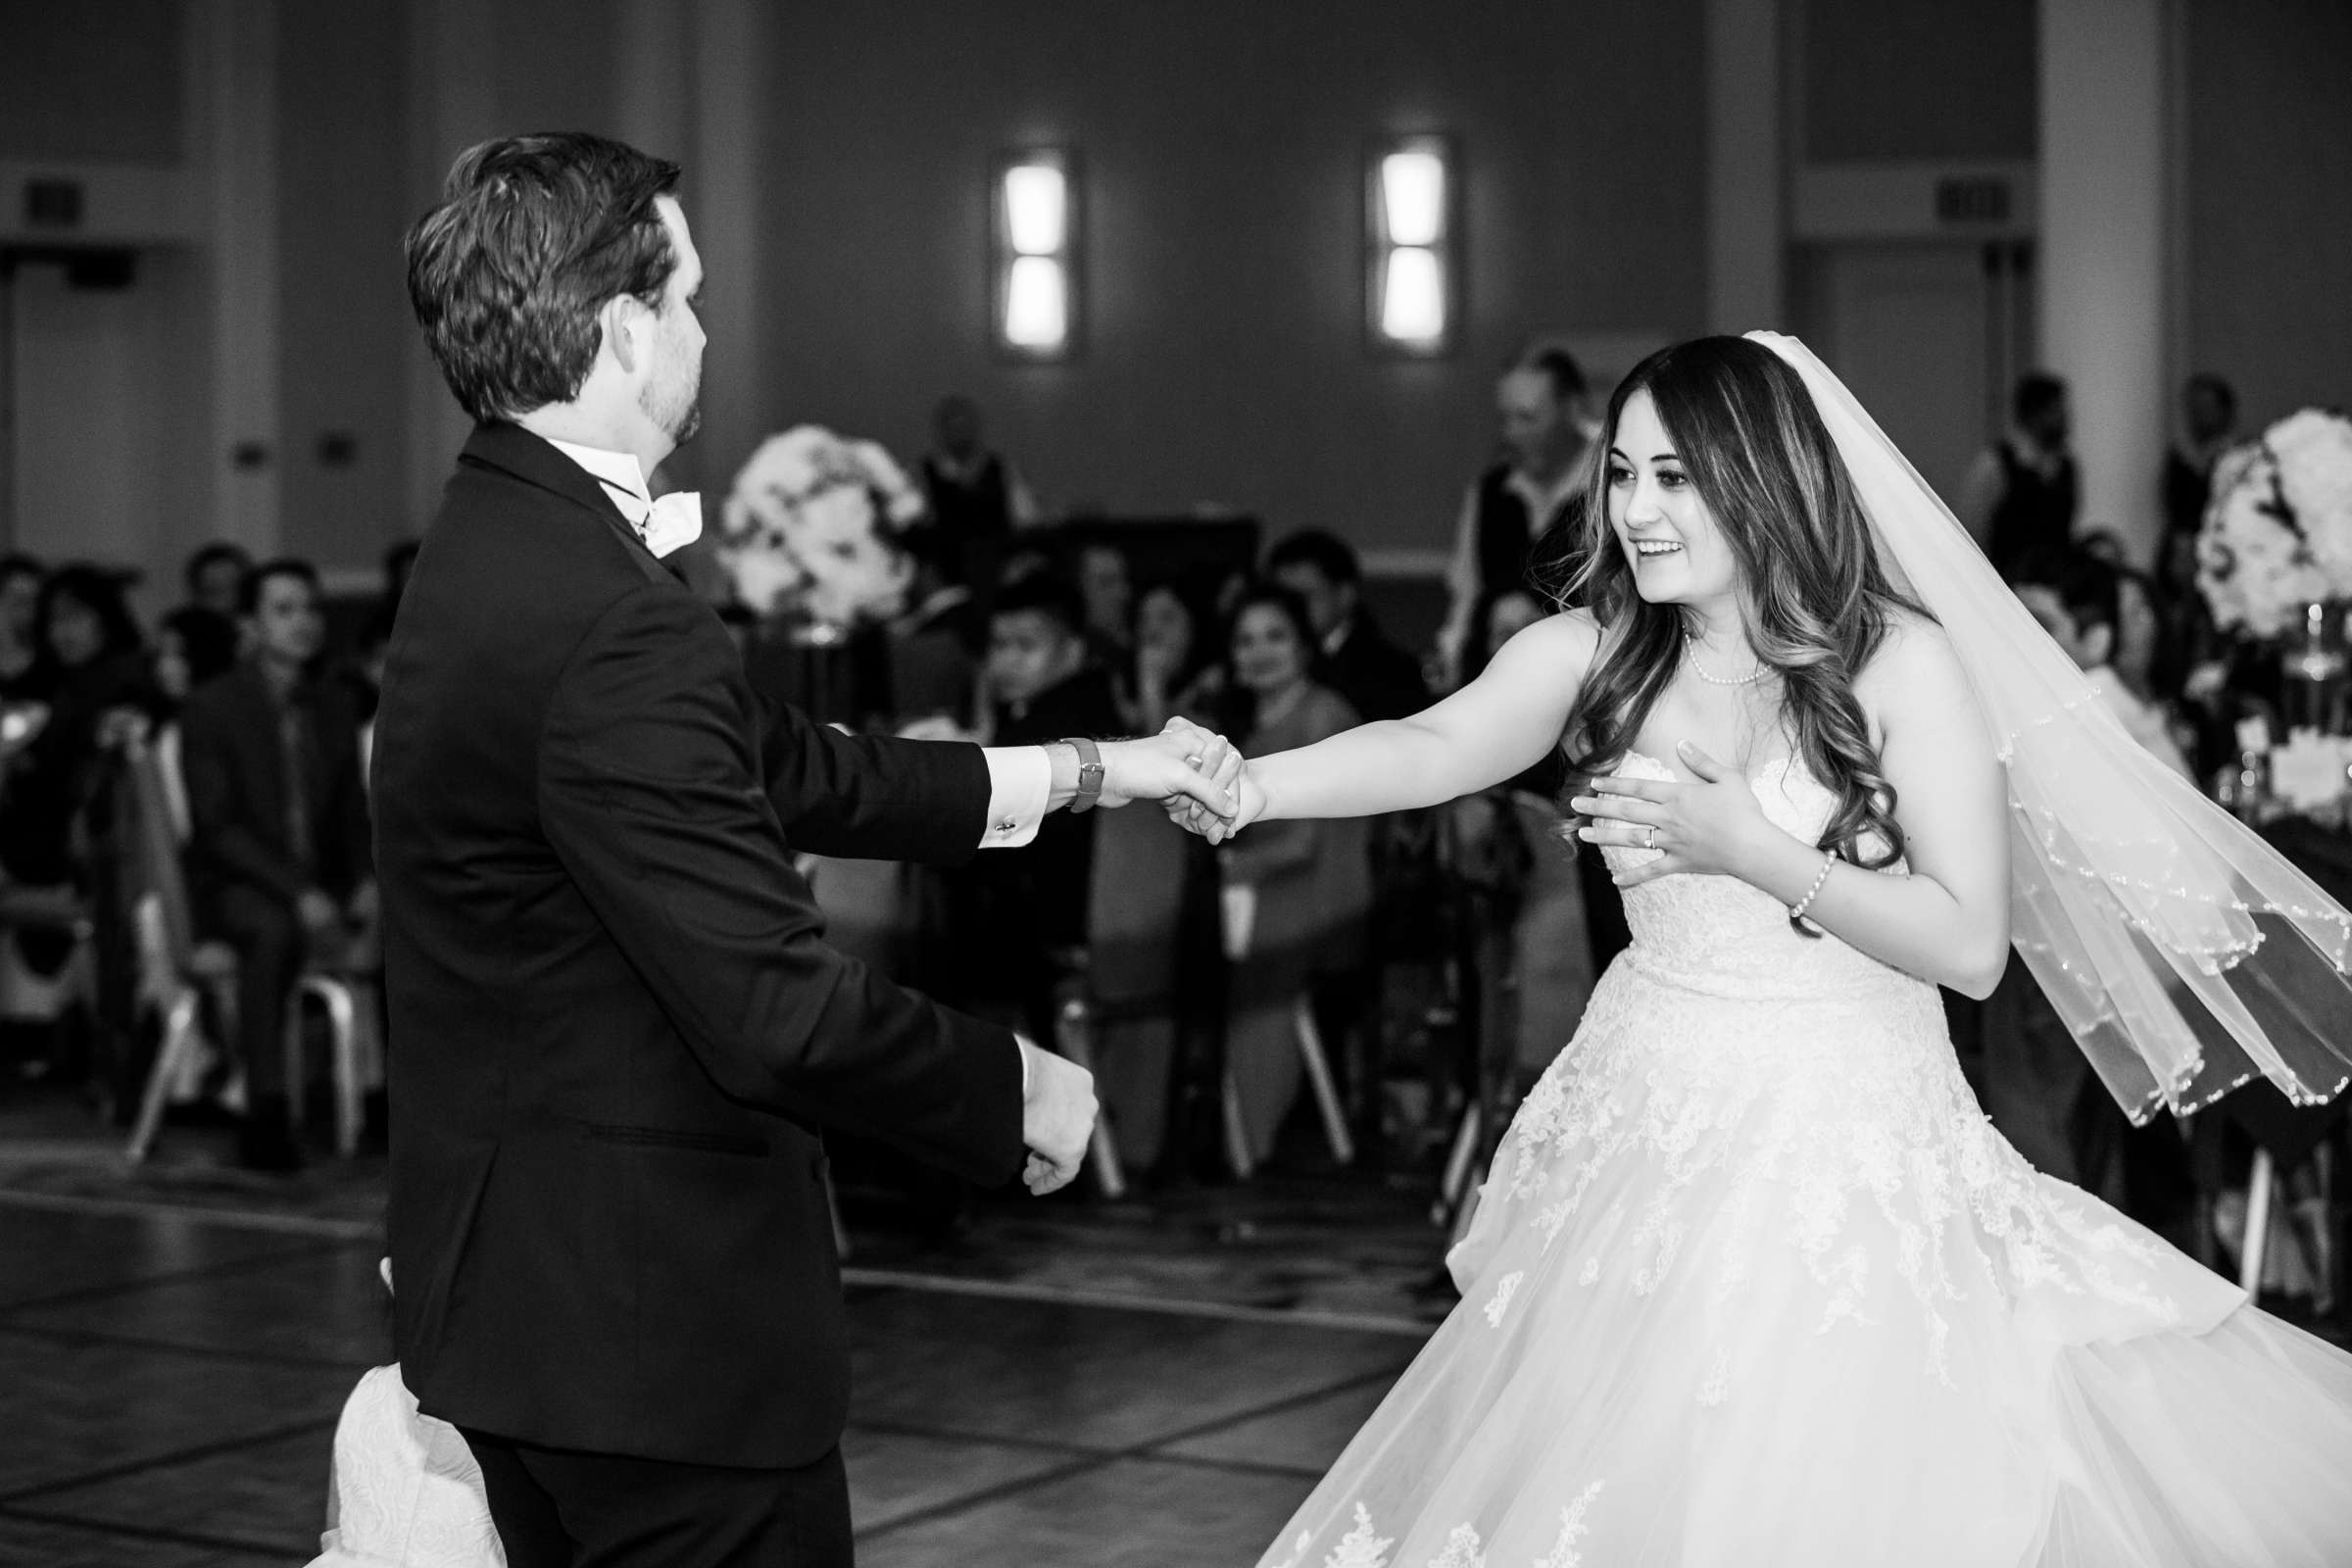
[{"xmin": 1061, "ymin": 736, "xmax": 1105, "ymax": 813}]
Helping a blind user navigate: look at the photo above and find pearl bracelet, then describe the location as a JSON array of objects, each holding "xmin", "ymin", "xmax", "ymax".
[{"xmin": 1788, "ymin": 851, "xmax": 1836, "ymax": 928}]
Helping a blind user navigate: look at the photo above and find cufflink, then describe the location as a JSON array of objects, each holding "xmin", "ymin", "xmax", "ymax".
[{"xmin": 997, "ymin": 818, "xmax": 1018, "ymax": 834}]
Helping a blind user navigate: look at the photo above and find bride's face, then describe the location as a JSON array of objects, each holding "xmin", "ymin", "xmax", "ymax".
[{"xmin": 1605, "ymin": 390, "xmax": 1738, "ymax": 608}]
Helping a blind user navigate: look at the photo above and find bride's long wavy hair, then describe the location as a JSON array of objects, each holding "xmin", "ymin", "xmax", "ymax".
[{"xmin": 1544, "ymin": 335, "xmax": 1928, "ymax": 869}]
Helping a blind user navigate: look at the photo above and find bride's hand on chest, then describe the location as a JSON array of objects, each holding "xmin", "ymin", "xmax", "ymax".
[{"xmin": 1569, "ymin": 739, "xmax": 1780, "ymax": 888}]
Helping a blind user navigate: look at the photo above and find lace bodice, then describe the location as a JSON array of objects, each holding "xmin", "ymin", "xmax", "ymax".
[{"xmin": 1602, "ymin": 752, "xmax": 1918, "ymax": 1004}]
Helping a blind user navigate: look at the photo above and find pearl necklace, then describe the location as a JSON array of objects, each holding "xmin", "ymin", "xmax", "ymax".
[{"xmin": 1682, "ymin": 633, "xmax": 1768, "ymax": 687}]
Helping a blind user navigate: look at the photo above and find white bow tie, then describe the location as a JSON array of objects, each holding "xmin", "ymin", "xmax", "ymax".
[{"xmin": 604, "ymin": 486, "xmax": 704, "ymax": 559}]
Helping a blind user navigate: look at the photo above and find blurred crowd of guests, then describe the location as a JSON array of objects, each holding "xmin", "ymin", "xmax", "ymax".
[
  {"xmin": 0, "ymin": 540, "xmax": 415, "ymax": 1172},
  {"xmin": 0, "ymin": 351, "xmax": 2307, "ymax": 1256}
]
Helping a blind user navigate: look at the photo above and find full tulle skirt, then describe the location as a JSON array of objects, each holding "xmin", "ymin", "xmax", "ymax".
[{"xmin": 1256, "ymin": 960, "xmax": 2352, "ymax": 1568}]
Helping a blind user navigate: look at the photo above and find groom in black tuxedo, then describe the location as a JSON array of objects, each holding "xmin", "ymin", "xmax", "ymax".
[{"xmin": 381, "ymin": 132, "xmax": 1239, "ymax": 1566}]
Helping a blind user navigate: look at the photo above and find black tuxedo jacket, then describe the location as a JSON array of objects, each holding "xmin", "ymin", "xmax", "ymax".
[
  {"xmin": 377, "ymin": 423, "xmax": 1024, "ymax": 1468},
  {"xmin": 178, "ymin": 661, "xmax": 372, "ymax": 908}
]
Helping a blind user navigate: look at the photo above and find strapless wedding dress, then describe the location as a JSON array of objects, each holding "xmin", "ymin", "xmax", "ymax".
[{"xmin": 1259, "ymin": 754, "xmax": 2352, "ymax": 1568}]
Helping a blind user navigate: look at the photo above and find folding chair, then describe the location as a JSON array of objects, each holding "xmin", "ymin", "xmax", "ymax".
[
  {"xmin": 123, "ymin": 731, "xmax": 376, "ymax": 1161},
  {"xmin": 1056, "ymin": 804, "xmax": 1198, "ymax": 1196}
]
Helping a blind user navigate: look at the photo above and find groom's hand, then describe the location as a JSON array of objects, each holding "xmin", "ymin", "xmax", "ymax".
[
  {"xmin": 1092, "ymin": 717, "xmax": 1242, "ymax": 817},
  {"xmin": 1019, "ymin": 1038, "xmax": 1099, "ymax": 1196},
  {"xmin": 1167, "ymin": 758, "xmax": 1268, "ymax": 845}
]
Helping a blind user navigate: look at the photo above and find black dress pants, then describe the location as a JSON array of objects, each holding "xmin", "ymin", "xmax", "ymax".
[
  {"xmin": 462, "ymin": 1429, "xmax": 853, "ymax": 1568},
  {"xmin": 210, "ymin": 883, "xmax": 303, "ymax": 1102}
]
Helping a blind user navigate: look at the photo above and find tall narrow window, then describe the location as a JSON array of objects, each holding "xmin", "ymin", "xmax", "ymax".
[
  {"xmin": 1367, "ymin": 135, "xmax": 1457, "ymax": 356},
  {"xmin": 994, "ymin": 149, "xmax": 1079, "ymax": 360}
]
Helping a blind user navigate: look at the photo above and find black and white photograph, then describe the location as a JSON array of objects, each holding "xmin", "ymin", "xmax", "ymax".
[{"xmin": 0, "ymin": 2, "xmax": 2350, "ymax": 1564}]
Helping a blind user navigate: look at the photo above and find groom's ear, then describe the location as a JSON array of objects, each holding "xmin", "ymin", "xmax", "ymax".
[{"xmin": 602, "ymin": 295, "xmax": 648, "ymax": 376}]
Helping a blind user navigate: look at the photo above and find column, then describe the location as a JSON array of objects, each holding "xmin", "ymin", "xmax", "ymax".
[
  {"xmin": 2040, "ymin": 0, "xmax": 2172, "ymax": 562},
  {"xmin": 1705, "ymin": 0, "xmax": 1784, "ymax": 334},
  {"xmin": 193, "ymin": 0, "xmax": 281, "ymax": 555},
  {"xmin": 680, "ymin": 0, "xmax": 767, "ymax": 498},
  {"xmin": 402, "ymin": 0, "xmax": 497, "ymax": 531}
]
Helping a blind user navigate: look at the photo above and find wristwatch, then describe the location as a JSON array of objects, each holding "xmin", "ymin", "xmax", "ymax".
[{"xmin": 1061, "ymin": 736, "xmax": 1105, "ymax": 813}]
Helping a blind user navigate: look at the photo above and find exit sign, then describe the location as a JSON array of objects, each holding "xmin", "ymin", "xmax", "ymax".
[{"xmin": 1935, "ymin": 176, "xmax": 2013, "ymax": 224}]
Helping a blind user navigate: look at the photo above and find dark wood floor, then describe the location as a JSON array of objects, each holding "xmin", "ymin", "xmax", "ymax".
[
  {"xmin": 0, "ymin": 1082, "xmax": 1443, "ymax": 1567},
  {"xmin": 0, "ymin": 1194, "xmax": 1430, "ymax": 1566}
]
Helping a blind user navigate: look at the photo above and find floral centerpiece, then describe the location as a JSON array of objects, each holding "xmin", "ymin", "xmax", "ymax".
[
  {"xmin": 2197, "ymin": 406, "xmax": 2352, "ymax": 748},
  {"xmin": 2195, "ymin": 408, "xmax": 2352, "ymax": 638},
  {"xmin": 716, "ymin": 426, "xmax": 926, "ymax": 635}
]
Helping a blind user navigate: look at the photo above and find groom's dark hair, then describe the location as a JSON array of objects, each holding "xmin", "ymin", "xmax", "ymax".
[{"xmin": 406, "ymin": 132, "xmax": 682, "ymax": 424}]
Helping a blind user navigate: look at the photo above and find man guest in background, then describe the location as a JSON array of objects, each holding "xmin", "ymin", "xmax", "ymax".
[
  {"xmin": 182, "ymin": 540, "xmax": 255, "ymax": 623},
  {"xmin": 2161, "ymin": 372, "xmax": 2238, "ymax": 597},
  {"xmin": 917, "ymin": 392, "xmax": 1041, "ymax": 590},
  {"xmin": 1958, "ymin": 371, "xmax": 2079, "ymax": 577},
  {"xmin": 1267, "ymin": 528, "xmax": 1428, "ymax": 723},
  {"xmin": 180, "ymin": 559, "xmax": 374, "ymax": 1173},
  {"xmin": 385, "ymin": 130, "xmax": 1237, "ymax": 1566},
  {"xmin": 1436, "ymin": 342, "xmax": 1597, "ymax": 687}
]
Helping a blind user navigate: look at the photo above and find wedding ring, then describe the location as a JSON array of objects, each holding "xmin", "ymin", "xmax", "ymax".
[{"xmin": 1643, "ymin": 825, "xmax": 1657, "ymax": 851}]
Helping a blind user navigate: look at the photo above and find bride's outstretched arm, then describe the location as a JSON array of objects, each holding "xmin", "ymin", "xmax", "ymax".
[{"xmin": 1197, "ymin": 611, "xmax": 1600, "ymax": 840}]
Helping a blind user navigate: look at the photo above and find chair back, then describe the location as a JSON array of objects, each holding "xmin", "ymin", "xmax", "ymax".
[
  {"xmin": 1083, "ymin": 804, "xmax": 1192, "ymax": 1005},
  {"xmin": 121, "ymin": 733, "xmax": 204, "ymax": 975}
]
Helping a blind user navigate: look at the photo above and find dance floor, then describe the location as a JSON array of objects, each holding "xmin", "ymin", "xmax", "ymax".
[
  {"xmin": 4, "ymin": 1087, "xmax": 2340, "ymax": 1566},
  {"xmin": 0, "ymin": 1091, "xmax": 1438, "ymax": 1567}
]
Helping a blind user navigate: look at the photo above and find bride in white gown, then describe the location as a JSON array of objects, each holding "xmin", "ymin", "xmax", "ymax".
[{"xmin": 1185, "ymin": 333, "xmax": 2352, "ymax": 1566}]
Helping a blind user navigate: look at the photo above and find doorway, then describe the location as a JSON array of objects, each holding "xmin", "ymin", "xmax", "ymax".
[{"xmin": 1791, "ymin": 240, "xmax": 2035, "ymax": 510}]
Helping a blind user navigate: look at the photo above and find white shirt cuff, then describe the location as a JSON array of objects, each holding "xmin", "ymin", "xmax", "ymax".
[{"xmin": 977, "ymin": 745, "xmax": 1053, "ymax": 849}]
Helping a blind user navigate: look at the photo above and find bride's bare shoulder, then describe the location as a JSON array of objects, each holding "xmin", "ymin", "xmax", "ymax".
[
  {"xmin": 1515, "ymin": 606, "xmax": 1604, "ymax": 661},
  {"xmin": 1854, "ymin": 609, "xmax": 1979, "ymax": 733}
]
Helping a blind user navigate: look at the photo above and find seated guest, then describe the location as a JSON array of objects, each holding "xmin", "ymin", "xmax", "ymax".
[
  {"xmin": 2013, "ymin": 551, "xmax": 2192, "ymax": 779},
  {"xmin": 155, "ymin": 607, "xmax": 241, "ymax": 713},
  {"xmin": 180, "ymin": 560, "xmax": 375, "ymax": 1173},
  {"xmin": 1267, "ymin": 529, "xmax": 1428, "ymax": 722},
  {"xmin": 1121, "ymin": 580, "xmax": 1223, "ymax": 732},
  {"xmin": 182, "ymin": 540, "xmax": 255, "ymax": 623},
  {"xmin": 0, "ymin": 565, "xmax": 156, "ymax": 897},
  {"xmin": 1217, "ymin": 584, "xmax": 1369, "ymax": 1166},
  {"xmin": 0, "ymin": 566, "xmax": 161, "ymax": 1086},
  {"xmin": 952, "ymin": 574, "xmax": 1121, "ymax": 1030},
  {"xmin": 1074, "ymin": 541, "xmax": 1136, "ymax": 669}
]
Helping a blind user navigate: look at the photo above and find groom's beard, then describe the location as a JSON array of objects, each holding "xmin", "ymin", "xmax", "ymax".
[{"xmin": 643, "ymin": 360, "xmax": 703, "ymax": 448}]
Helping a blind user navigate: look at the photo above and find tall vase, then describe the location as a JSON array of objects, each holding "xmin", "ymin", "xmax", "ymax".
[{"xmin": 2278, "ymin": 600, "xmax": 2350, "ymax": 736}]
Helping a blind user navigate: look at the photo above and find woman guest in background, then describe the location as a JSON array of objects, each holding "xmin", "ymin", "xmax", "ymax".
[
  {"xmin": 1120, "ymin": 580, "xmax": 1224, "ymax": 733},
  {"xmin": 1177, "ymin": 335, "xmax": 2352, "ymax": 1566},
  {"xmin": 1218, "ymin": 584, "xmax": 1368, "ymax": 1168}
]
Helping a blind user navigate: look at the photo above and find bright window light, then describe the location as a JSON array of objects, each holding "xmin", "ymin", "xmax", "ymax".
[
  {"xmin": 1004, "ymin": 256, "xmax": 1068, "ymax": 350},
  {"xmin": 1004, "ymin": 163, "xmax": 1067, "ymax": 256},
  {"xmin": 1380, "ymin": 149, "xmax": 1446, "ymax": 247},
  {"xmin": 1380, "ymin": 247, "xmax": 1446, "ymax": 345}
]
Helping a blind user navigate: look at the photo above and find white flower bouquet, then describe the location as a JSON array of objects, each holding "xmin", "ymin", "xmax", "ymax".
[
  {"xmin": 2196, "ymin": 408, "xmax": 2352, "ymax": 638},
  {"xmin": 717, "ymin": 426, "xmax": 927, "ymax": 629}
]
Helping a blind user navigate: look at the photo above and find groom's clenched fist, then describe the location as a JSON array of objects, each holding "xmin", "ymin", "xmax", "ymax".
[{"xmin": 1018, "ymin": 1039, "xmax": 1099, "ymax": 1195}]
